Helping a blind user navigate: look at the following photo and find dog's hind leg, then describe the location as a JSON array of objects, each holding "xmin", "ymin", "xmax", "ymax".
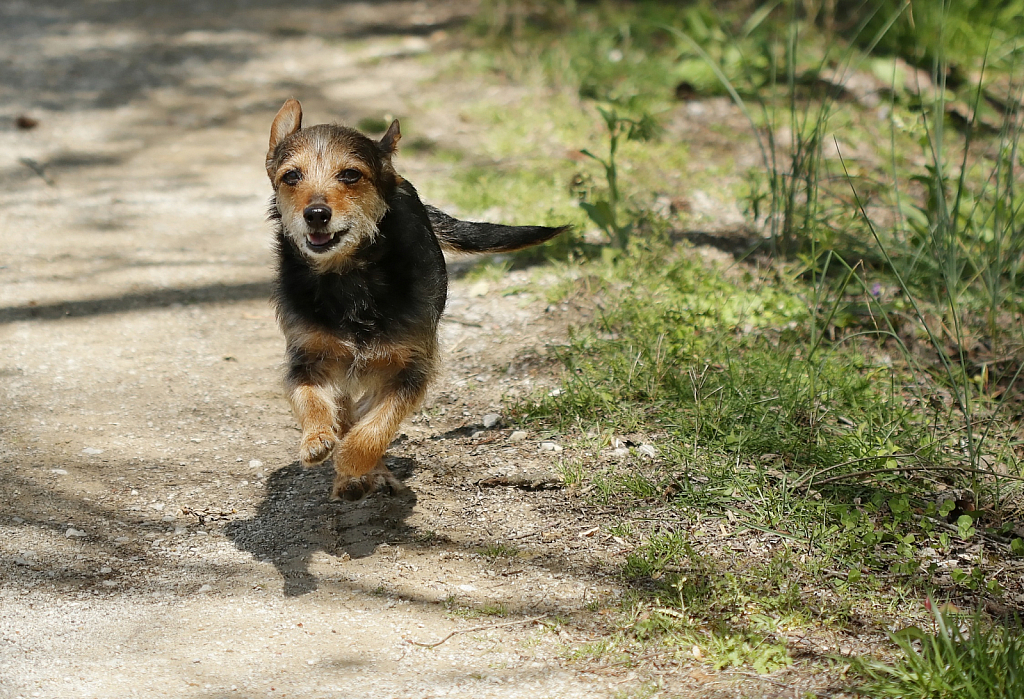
[{"xmin": 330, "ymin": 364, "xmax": 430, "ymax": 501}]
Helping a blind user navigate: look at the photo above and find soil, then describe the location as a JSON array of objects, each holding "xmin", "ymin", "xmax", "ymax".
[{"xmin": 0, "ymin": 3, "xmax": 849, "ymax": 698}]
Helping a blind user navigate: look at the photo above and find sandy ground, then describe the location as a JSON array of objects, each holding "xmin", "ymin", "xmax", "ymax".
[{"xmin": 0, "ymin": 2, "xmax": 645, "ymax": 698}]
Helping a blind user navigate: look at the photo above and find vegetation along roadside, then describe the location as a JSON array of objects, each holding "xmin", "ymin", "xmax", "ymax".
[{"xmin": 419, "ymin": 1, "xmax": 1024, "ymax": 695}]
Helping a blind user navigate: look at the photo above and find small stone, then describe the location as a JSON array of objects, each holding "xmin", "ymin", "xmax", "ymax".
[
  {"xmin": 638, "ymin": 444, "xmax": 657, "ymax": 458},
  {"xmin": 458, "ymin": 584, "xmax": 476, "ymax": 592},
  {"xmin": 197, "ymin": 584, "xmax": 213, "ymax": 594},
  {"xmin": 470, "ymin": 431, "xmax": 485, "ymax": 439},
  {"xmin": 540, "ymin": 442, "xmax": 562, "ymax": 452},
  {"xmin": 548, "ymin": 388, "xmax": 562, "ymax": 397},
  {"xmin": 99, "ymin": 567, "xmax": 112, "ymax": 574},
  {"xmin": 150, "ymin": 503, "xmax": 165, "ymax": 511},
  {"xmin": 101, "ymin": 580, "xmax": 117, "ymax": 588},
  {"xmin": 114, "ymin": 536, "xmax": 129, "ymax": 543},
  {"xmin": 509, "ymin": 431, "xmax": 528, "ymax": 443},
  {"xmin": 13, "ymin": 517, "xmax": 25, "ymax": 524},
  {"xmin": 482, "ymin": 413, "xmax": 500, "ymax": 429},
  {"xmin": 612, "ymin": 448, "xmax": 629, "ymax": 458},
  {"xmin": 50, "ymin": 469, "xmax": 68, "ymax": 475},
  {"xmin": 65, "ymin": 528, "xmax": 86, "ymax": 538},
  {"xmin": 249, "ymin": 459, "xmax": 263, "ymax": 469},
  {"xmin": 13, "ymin": 557, "xmax": 31, "ymax": 566},
  {"xmin": 82, "ymin": 448, "xmax": 103, "ymax": 455}
]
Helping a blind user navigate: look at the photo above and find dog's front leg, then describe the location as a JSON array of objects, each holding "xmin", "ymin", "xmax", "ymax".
[
  {"xmin": 330, "ymin": 366, "xmax": 429, "ymax": 501},
  {"xmin": 286, "ymin": 365, "xmax": 338, "ymax": 466}
]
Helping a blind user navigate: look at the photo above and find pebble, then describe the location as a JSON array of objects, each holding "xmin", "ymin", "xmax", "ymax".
[
  {"xmin": 482, "ymin": 413, "xmax": 500, "ymax": 429},
  {"xmin": 509, "ymin": 431, "xmax": 528, "ymax": 443},
  {"xmin": 197, "ymin": 584, "xmax": 213, "ymax": 594},
  {"xmin": 101, "ymin": 580, "xmax": 117, "ymax": 587},
  {"xmin": 638, "ymin": 444, "xmax": 657, "ymax": 458},
  {"xmin": 82, "ymin": 448, "xmax": 103, "ymax": 455},
  {"xmin": 99, "ymin": 567, "xmax": 112, "ymax": 574},
  {"xmin": 249, "ymin": 459, "xmax": 263, "ymax": 469},
  {"xmin": 65, "ymin": 528, "xmax": 87, "ymax": 538},
  {"xmin": 540, "ymin": 442, "xmax": 562, "ymax": 452},
  {"xmin": 50, "ymin": 469, "xmax": 68, "ymax": 475}
]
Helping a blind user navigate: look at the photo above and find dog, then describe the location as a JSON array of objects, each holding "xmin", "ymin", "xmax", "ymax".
[{"xmin": 266, "ymin": 99, "xmax": 568, "ymax": 501}]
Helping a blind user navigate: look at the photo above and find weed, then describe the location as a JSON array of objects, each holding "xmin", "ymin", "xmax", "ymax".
[
  {"xmin": 578, "ymin": 105, "xmax": 658, "ymax": 249},
  {"xmin": 479, "ymin": 542, "xmax": 520, "ymax": 560},
  {"xmin": 857, "ymin": 606, "xmax": 1024, "ymax": 698},
  {"xmin": 478, "ymin": 602, "xmax": 510, "ymax": 618}
]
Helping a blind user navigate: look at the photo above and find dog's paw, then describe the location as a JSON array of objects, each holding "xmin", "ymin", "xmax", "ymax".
[
  {"xmin": 330, "ymin": 465, "xmax": 407, "ymax": 502},
  {"xmin": 299, "ymin": 429, "xmax": 336, "ymax": 466}
]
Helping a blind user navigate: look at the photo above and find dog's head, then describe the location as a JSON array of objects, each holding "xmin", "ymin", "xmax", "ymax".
[{"xmin": 266, "ymin": 99, "xmax": 400, "ymax": 269}]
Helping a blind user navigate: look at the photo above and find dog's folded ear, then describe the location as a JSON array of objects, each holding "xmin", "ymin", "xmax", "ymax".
[
  {"xmin": 379, "ymin": 119, "xmax": 401, "ymax": 155},
  {"xmin": 267, "ymin": 99, "xmax": 303, "ymax": 175}
]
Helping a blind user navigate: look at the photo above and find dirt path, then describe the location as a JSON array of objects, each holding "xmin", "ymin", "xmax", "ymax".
[{"xmin": 0, "ymin": 3, "xmax": 659, "ymax": 698}]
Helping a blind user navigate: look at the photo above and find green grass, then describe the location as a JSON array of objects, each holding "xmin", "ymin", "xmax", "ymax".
[
  {"xmin": 857, "ymin": 607, "xmax": 1024, "ymax": 698},
  {"xmin": 414, "ymin": 0, "xmax": 1024, "ymax": 685}
]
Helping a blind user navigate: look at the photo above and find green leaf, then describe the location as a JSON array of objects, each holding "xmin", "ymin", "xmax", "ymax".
[
  {"xmin": 892, "ymin": 625, "xmax": 927, "ymax": 642},
  {"xmin": 580, "ymin": 200, "xmax": 616, "ymax": 233},
  {"xmin": 956, "ymin": 514, "xmax": 976, "ymax": 540}
]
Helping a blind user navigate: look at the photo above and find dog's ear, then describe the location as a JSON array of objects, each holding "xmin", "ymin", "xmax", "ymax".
[
  {"xmin": 267, "ymin": 99, "xmax": 303, "ymax": 175},
  {"xmin": 379, "ymin": 119, "xmax": 401, "ymax": 156}
]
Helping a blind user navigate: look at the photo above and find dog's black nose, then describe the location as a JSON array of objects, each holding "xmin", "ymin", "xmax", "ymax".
[{"xmin": 303, "ymin": 205, "xmax": 332, "ymax": 227}]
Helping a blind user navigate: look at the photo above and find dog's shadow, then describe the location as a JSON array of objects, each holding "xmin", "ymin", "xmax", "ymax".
[{"xmin": 224, "ymin": 457, "xmax": 417, "ymax": 597}]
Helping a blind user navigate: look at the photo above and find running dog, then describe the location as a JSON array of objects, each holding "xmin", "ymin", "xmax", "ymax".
[{"xmin": 266, "ymin": 99, "xmax": 567, "ymax": 501}]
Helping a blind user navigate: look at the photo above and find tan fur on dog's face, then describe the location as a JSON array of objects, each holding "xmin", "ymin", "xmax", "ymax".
[{"xmin": 267, "ymin": 99, "xmax": 399, "ymax": 271}]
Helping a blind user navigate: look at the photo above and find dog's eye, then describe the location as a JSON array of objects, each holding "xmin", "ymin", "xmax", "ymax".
[
  {"xmin": 338, "ymin": 169, "xmax": 362, "ymax": 185},
  {"xmin": 281, "ymin": 169, "xmax": 302, "ymax": 186}
]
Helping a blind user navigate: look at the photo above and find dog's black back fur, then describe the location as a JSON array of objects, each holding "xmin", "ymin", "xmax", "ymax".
[{"xmin": 273, "ymin": 181, "xmax": 447, "ymax": 344}]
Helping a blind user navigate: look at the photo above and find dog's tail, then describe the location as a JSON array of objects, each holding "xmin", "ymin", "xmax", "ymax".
[{"xmin": 426, "ymin": 205, "xmax": 570, "ymax": 254}]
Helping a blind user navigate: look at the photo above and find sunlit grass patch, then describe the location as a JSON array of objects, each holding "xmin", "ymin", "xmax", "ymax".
[{"xmin": 857, "ymin": 608, "xmax": 1024, "ymax": 698}]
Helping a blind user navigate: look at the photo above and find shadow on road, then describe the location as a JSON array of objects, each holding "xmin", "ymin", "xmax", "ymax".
[
  {"xmin": 0, "ymin": 281, "xmax": 274, "ymax": 324},
  {"xmin": 225, "ymin": 457, "xmax": 417, "ymax": 597}
]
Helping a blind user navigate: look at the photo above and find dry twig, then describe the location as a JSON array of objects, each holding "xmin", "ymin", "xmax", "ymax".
[{"xmin": 405, "ymin": 614, "xmax": 548, "ymax": 648}]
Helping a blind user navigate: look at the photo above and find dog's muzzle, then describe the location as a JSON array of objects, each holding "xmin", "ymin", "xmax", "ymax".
[
  {"xmin": 304, "ymin": 204, "xmax": 332, "ymax": 227},
  {"xmin": 301, "ymin": 205, "xmax": 344, "ymax": 252}
]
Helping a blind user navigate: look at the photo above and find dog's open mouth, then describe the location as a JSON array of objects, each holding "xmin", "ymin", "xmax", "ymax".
[{"xmin": 305, "ymin": 229, "xmax": 345, "ymax": 253}]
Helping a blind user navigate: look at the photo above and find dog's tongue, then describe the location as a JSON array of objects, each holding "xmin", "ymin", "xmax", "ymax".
[{"xmin": 308, "ymin": 231, "xmax": 332, "ymax": 246}]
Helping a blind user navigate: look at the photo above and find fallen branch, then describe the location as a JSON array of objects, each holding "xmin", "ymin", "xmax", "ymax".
[{"xmin": 405, "ymin": 614, "xmax": 548, "ymax": 648}]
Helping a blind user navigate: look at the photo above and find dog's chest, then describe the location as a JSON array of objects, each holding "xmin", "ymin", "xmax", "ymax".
[{"xmin": 287, "ymin": 325, "xmax": 413, "ymax": 379}]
